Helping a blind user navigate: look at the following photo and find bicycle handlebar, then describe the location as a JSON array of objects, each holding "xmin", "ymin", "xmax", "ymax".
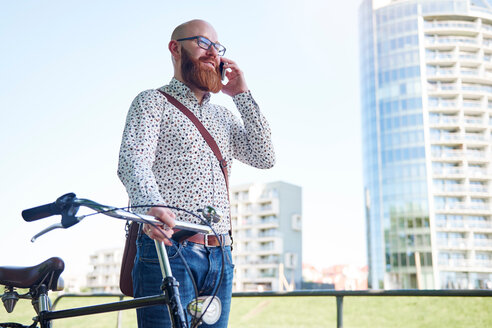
[
  {"xmin": 22, "ymin": 203, "xmax": 62, "ymax": 221},
  {"xmin": 23, "ymin": 193, "xmax": 214, "ymax": 242},
  {"xmin": 19, "ymin": 193, "xmax": 223, "ymax": 327},
  {"xmin": 22, "ymin": 193, "xmax": 76, "ymax": 222}
]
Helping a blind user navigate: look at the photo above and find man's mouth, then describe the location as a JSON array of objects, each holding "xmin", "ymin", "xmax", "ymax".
[{"xmin": 200, "ymin": 60, "xmax": 216, "ymax": 70}]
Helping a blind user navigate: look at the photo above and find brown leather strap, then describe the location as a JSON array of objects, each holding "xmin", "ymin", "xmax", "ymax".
[{"xmin": 157, "ymin": 90, "xmax": 233, "ymax": 238}]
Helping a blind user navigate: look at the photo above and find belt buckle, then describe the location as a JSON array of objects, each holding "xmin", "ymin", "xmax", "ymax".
[
  {"xmin": 204, "ymin": 234, "xmax": 222, "ymax": 247},
  {"xmin": 204, "ymin": 234, "xmax": 212, "ymax": 247}
]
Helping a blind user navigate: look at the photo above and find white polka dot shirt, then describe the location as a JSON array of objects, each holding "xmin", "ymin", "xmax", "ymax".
[{"xmin": 118, "ymin": 78, "xmax": 275, "ymax": 234}]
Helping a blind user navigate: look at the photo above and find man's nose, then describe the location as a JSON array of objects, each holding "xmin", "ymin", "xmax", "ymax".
[{"xmin": 206, "ymin": 45, "xmax": 219, "ymax": 57}]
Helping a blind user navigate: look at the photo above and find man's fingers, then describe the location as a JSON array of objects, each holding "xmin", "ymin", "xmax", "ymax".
[
  {"xmin": 144, "ymin": 223, "xmax": 174, "ymax": 245},
  {"xmin": 147, "ymin": 207, "xmax": 176, "ymax": 228}
]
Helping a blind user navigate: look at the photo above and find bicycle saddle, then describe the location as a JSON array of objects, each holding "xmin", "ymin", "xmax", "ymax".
[{"xmin": 0, "ymin": 257, "xmax": 64, "ymax": 290}]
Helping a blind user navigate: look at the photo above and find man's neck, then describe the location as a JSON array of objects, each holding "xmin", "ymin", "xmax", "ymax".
[{"xmin": 174, "ymin": 75, "xmax": 207, "ymax": 104}]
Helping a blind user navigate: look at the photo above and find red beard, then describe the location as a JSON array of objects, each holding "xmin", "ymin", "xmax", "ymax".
[{"xmin": 181, "ymin": 48, "xmax": 223, "ymax": 94}]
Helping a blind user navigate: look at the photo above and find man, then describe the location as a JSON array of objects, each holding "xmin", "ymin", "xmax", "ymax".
[{"xmin": 118, "ymin": 19, "xmax": 275, "ymax": 327}]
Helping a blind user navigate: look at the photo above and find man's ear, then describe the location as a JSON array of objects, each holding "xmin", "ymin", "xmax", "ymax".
[{"xmin": 169, "ymin": 40, "xmax": 181, "ymax": 60}]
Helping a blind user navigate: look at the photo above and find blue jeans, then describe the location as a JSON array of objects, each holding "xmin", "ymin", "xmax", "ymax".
[{"xmin": 132, "ymin": 232, "xmax": 234, "ymax": 328}]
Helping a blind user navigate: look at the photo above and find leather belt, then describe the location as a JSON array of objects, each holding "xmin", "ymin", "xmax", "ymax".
[{"xmin": 175, "ymin": 230, "xmax": 232, "ymax": 247}]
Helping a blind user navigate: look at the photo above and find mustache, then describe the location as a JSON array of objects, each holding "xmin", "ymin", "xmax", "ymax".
[{"xmin": 198, "ymin": 57, "xmax": 221, "ymax": 74}]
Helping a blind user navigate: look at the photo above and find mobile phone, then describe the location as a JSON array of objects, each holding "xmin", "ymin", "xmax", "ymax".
[{"xmin": 219, "ymin": 62, "xmax": 226, "ymax": 81}]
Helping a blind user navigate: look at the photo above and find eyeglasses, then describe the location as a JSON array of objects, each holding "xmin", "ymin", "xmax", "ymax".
[{"xmin": 176, "ymin": 36, "xmax": 226, "ymax": 56}]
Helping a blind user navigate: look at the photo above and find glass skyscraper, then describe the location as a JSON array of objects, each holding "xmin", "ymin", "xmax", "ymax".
[{"xmin": 360, "ymin": 0, "xmax": 492, "ymax": 289}]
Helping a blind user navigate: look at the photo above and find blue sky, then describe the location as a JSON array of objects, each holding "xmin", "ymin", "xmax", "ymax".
[{"xmin": 0, "ymin": 0, "xmax": 364, "ymax": 277}]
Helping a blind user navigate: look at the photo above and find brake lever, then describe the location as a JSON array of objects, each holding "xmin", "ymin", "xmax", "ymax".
[
  {"xmin": 30, "ymin": 223, "xmax": 64, "ymax": 243},
  {"xmin": 31, "ymin": 215, "xmax": 85, "ymax": 243}
]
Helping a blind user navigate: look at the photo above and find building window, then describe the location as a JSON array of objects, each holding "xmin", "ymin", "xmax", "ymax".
[
  {"xmin": 285, "ymin": 253, "xmax": 298, "ymax": 268},
  {"xmin": 241, "ymin": 191, "xmax": 249, "ymax": 201},
  {"xmin": 260, "ymin": 202, "xmax": 272, "ymax": 211},
  {"xmin": 292, "ymin": 214, "xmax": 302, "ymax": 231}
]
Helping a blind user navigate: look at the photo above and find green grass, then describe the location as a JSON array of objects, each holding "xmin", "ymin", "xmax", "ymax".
[
  {"xmin": 229, "ymin": 296, "xmax": 492, "ymax": 328},
  {"xmin": 0, "ymin": 295, "xmax": 491, "ymax": 327}
]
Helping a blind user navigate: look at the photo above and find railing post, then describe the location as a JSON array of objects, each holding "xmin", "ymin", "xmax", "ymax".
[
  {"xmin": 117, "ymin": 295, "xmax": 124, "ymax": 328},
  {"xmin": 336, "ymin": 295, "xmax": 343, "ymax": 328}
]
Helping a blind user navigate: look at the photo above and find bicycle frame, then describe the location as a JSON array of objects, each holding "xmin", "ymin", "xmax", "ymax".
[{"xmin": 1, "ymin": 194, "xmax": 222, "ymax": 328}]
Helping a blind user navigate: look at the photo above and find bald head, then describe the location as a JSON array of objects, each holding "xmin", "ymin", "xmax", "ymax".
[
  {"xmin": 168, "ymin": 19, "xmax": 222, "ymax": 95},
  {"xmin": 171, "ymin": 19, "xmax": 218, "ymax": 41}
]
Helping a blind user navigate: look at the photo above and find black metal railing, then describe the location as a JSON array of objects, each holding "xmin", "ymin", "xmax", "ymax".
[
  {"xmin": 53, "ymin": 289, "xmax": 492, "ymax": 328},
  {"xmin": 233, "ymin": 289, "xmax": 492, "ymax": 328}
]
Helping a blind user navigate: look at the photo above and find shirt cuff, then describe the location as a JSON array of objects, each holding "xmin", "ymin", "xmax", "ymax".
[{"xmin": 233, "ymin": 90, "xmax": 260, "ymax": 116}]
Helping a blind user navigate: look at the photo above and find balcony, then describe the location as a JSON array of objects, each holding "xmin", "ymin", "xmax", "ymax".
[
  {"xmin": 437, "ymin": 238, "xmax": 469, "ymax": 248},
  {"xmin": 258, "ymin": 271, "xmax": 277, "ymax": 278},
  {"xmin": 430, "ymin": 132, "xmax": 461, "ymax": 142},
  {"xmin": 462, "ymin": 100, "xmax": 483, "ymax": 109},
  {"xmin": 466, "ymin": 150, "xmax": 488, "ymax": 159},
  {"xmin": 426, "ymin": 53, "xmax": 455, "ymax": 63},
  {"xmin": 436, "ymin": 219, "xmax": 492, "ymax": 231},
  {"xmin": 428, "ymin": 116, "xmax": 460, "ymax": 126},
  {"xmin": 483, "ymin": 39, "xmax": 492, "ymax": 50},
  {"xmin": 438, "ymin": 259, "xmax": 471, "ymax": 267},
  {"xmin": 429, "ymin": 114, "xmax": 459, "ymax": 123},
  {"xmin": 257, "ymin": 258, "xmax": 280, "ymax": 265},
  {"xmin": 426, "ymin": 68, "xmax": 457, "ymax": 77},
  {"xmin": 427, "ymin": 84, "xmax": 459, "ymax": 95},
  {"xmin": 483, "ymin": 23, "xmax": 492, "ymax": 33},
  {"xmin": 258, "ymin": 230, "xmax": 280, "ymax": 238},
  {"xmin": 434, "ymin": 202, "xmax": 490, "ymax": 213},
  {"xmin": 468, "ymin": 185, "xmax": 489, "ymax": 193},
  {"xmin": 460, "ymin": 68, "xmax": 480, "ymax": 77},
  {"xmin": 432, "ymin": 167, "xmax": 465, "ymax": 177},
  {"xmin": 464, "ymin": 133, "xmax": 488, "ymax": 143},
  {"xmin": 234, "ymin": 257, "xmax": 280, "ymax": 265},
  {"xmin": 257, "ymin": 217, "xmax": 279, "ymax": 228},
  {"xmin": 240, "ymin": 219, "xmax": 254, "ymax": 228},
  {"xmin": 463, "ymin": 118, "xmax": 486, "ymax": 127},
  {"xmin": 237, "ymin": 231, "xmax": 254, "ymax": 240},
  {"xmin": 425, "ymin": 36, "xmax": 478, "ymax": 47},
  {"xmin": 459, "ymin": 53, "xmax": 479, "ymax": 62},
  {"xmin": 431, "ymin": 149, "xmax": 464, "ymax": 159},
  {"xmin": 433, "ymin": 185, "xmax": 467, "ymax": 194},
  {"xmin": 473, "ymin": 239, "xmax": 492, "ymax": 248},
  {"xmin": 424, "ymin": 21, "xmax": 477, "ymax": 32},
  {"xmin": 461, "ymin": 84, "xmax": 492, "ymax": 96},
  {"xmin": 438, "ymin": 259, "xmax": 492, "ymax": 269},
  {"xmin": 431, "ymin": 133, "xmax": 488, "ymax": 145},
  {"xmin": 257, "ymin": 244, "xmax": 282, "ymax": 254},
  {"xmin": 468, "ymin": 168, "xmax": 491, "ymax": 177}
]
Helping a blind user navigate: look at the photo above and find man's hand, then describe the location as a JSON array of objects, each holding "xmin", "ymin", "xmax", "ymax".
[
  {"xmin": 142, "ymin": 207, "xmax": 176, "ymax": 246},
  {"xmin": 220, "ymin": 58, "xmax": 249, "ymax": 97}
]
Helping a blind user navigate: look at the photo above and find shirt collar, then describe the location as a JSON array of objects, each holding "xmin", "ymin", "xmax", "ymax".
[{"xmin": 163, "ymin": 78, "xmax": 211, "ymax": 107}]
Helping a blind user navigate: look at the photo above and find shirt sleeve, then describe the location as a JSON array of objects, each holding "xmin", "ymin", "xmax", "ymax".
[
  {"xmin": 230, "ymin": 90, "xmax": 276, "ymax": 169},
  {"xmin": 117, "ymin": 90, "xmax": 165, "ymax": 213}
]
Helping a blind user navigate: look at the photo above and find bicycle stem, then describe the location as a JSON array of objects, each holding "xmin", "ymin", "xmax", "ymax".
[
  {"xmin": 154, "ymin": 240, "xmax": 189, "ymax": 327},
  {"xmin": 155, "ymin": 240, "xmax": 173, "ymax": 277}
]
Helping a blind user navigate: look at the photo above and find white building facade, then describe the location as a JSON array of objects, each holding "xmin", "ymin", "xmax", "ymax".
[
  {"xmin": 230, "ymin": 181, "xmax": 302, "ymax": 292},
  {"xmin": 360, "ymin": 0, "xmax": 492, "ymax": 289},
  {"xmin": 86, "ymin": 248, "xmax": 123, "ymax": 293}
]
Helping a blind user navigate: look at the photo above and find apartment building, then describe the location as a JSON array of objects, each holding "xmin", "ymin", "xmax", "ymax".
[
  {"xmin": 230, "ymin": 181, "xmax": 302, "ymax": 292},
  {"xmin": 360, "ymin": 0, "xmax": 492, "ymax": 289},
  {"xmin": 86, "ymin": 248, "xmax": 123, "ymax": 293}
]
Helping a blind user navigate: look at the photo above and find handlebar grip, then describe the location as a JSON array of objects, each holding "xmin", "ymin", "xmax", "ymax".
[{"xmin": 22, "ymin": 203, "xmax": 62, "ymax": 222}]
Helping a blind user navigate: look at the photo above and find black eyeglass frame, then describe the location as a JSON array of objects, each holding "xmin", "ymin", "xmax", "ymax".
[{"xmin": 176, "ymin": 36, "xmax": 226, "ymax": 56}]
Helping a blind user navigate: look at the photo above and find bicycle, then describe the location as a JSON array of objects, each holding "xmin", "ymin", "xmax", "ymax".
[{"xmin": 0, "ymin": 193, "xmax": 226, "ymax": 328}]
